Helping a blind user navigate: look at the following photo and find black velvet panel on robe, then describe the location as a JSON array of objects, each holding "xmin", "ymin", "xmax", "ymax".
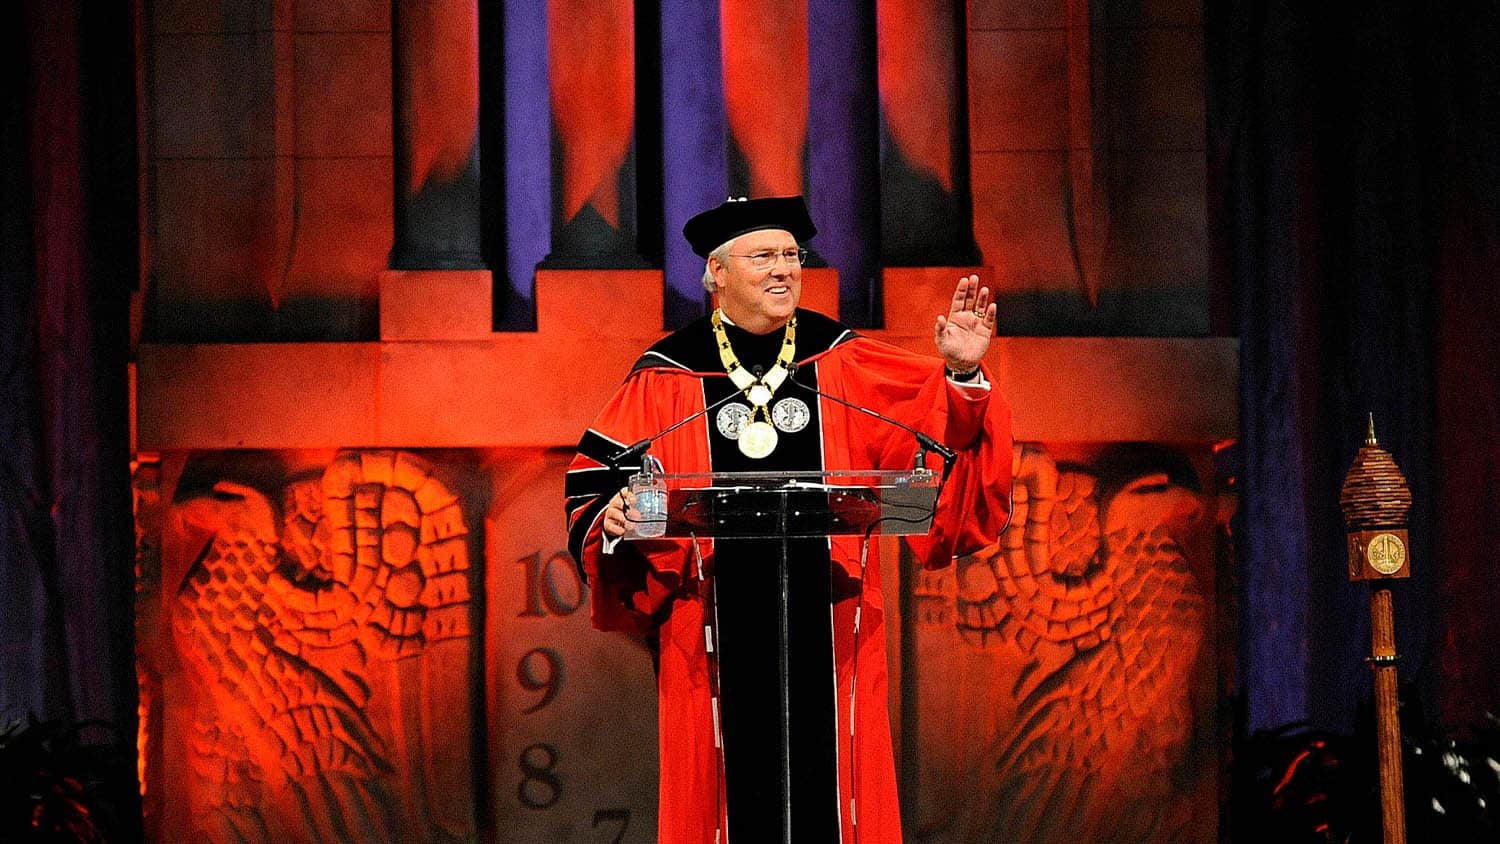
[{"xmin": 647, "ymin": 311, "xmax": 849, "ymax": 840}]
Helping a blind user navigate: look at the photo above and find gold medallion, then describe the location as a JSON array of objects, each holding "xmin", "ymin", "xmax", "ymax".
[
  {"xmin": 1366, "ymin": 532, "xmax": 1407, "ymax": 575},
  {"xmin": 738, "ymin": 420, "xmax": 779, "ymax": 459}
]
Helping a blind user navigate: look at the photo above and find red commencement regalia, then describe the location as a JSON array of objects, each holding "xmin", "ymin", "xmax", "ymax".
[{"xmin": 566, "ymin": 309, "xmax": 1013, "ymax": 843}]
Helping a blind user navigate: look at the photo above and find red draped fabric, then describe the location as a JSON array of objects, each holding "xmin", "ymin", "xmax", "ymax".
[
  {"xmin": 1435, "ymin": 190, "xmax": 1500, "ymax": 727},
  {"xmin": 549, "ymin": 0, "xmax": 635, "ymax": 227},
  {"xmin": 877, "ymin": 0, "xmax": 954, "ymax": 191},
  {"xmin": 402, "ymin": 0, "xmax": 481, "ymax": 193},
  {"xmin": 721, "ymin": 0, "xmax": 808, "ymax": 196}
]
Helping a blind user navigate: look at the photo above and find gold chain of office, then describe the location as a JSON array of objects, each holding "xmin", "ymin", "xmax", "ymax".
[{"xmin": 710, "ymin": 308, "xmax": 796, "ymax": 459}]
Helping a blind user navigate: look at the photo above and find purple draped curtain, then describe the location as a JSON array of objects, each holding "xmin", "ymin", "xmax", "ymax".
[
  {"xmin": 2, "ymin": 0, "xmax": 142, "ymax": 836},
  {"xmin": 1209, "ymin": 0, "xmax": 1499, "ymax": 735}
]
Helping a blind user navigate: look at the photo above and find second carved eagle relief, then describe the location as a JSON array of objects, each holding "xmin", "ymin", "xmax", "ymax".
[{"xmin": 915, "ymin": 442, "xmax": 1218, "ymax": 843}]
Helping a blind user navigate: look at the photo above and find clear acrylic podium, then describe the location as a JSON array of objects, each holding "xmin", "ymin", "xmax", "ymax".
[
  {"xmin": 623, "ymin": 467, "xmax": 942, "ymax": 541},
  {"xmin": 623, "ymin": 466, "xmax": 941, "ymax": 841}
]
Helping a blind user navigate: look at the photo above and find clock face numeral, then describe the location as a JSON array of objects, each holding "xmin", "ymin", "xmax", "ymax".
[
  {"xmin": 517, "ymin": 647, "xmax": 563, "ymax": 713},
  {"xmin": 518, "ymin": 743, "xmax": 563, "ymax": 809},
  {"xmin": 592, "ymin": 808, "xmax": 632, "ymax": 843},
  {"xmin": 1366, "ymin": 533, "xmax": 1407, "ymax": 575},
  {"xmin": 518, "ymin": 550, "xmax": 586, "ymax": 617}
]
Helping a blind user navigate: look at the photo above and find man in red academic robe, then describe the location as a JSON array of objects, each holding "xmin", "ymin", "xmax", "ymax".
[{"xmin": 566, "ymin": 196, "xmax": 1012, "ymax": 843}]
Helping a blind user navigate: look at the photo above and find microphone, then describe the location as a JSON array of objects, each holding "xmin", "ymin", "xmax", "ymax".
[
  {"xmin": 783, "ymin": 363, "xmax": 958, "ymax": 481},
  {"xmin": 606, "ymin": 383, "xmax": 750, "ymax": 468}
]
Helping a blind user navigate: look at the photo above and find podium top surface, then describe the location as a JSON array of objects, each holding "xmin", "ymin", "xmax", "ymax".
[
  {"xmin": 626, "ymin": 468, "xmax": 940, "ymax": 539},
  {"xmin": 639, "ymin": 468, "xmax": 938, "ymax": 489}
]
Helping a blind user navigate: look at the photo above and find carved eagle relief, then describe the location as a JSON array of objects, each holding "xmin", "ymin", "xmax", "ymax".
[
  {"xmin": 949, "ymin": 444, "xmax": 1213, "ymax": 843},
  {"xmin": 170, "ymin": 450, "xmax": 472, "ymax": 842}
]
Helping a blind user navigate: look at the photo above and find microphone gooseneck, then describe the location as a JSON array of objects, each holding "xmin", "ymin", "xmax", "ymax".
[
  {"xmin": 606, "ymin": 381, "xmax": 750, "ymax": 468},
  {"xmin": 784, "ymin": 363, "xmax": 958, "ymax": 479}
]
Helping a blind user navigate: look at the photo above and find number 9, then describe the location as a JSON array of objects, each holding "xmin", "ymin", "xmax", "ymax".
[{"xmin": 517, "ymin": 647, "xmax": 562, "ymax": 713}]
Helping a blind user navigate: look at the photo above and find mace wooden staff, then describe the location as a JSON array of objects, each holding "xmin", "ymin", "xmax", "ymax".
[{"xmin": 1338, "ymin": 415, "xmax": 1412, "ymax": 844}]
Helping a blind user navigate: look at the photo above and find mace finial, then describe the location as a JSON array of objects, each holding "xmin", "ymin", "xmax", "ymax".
[{"xmin": 1341, "ymin": 415, "xmax": 1412, "ymax": 580}]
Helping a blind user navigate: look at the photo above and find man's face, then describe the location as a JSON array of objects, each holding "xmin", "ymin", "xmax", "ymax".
[{"xmin": 710, "ymin": 228, "xmax": 802, "ymax": 334}]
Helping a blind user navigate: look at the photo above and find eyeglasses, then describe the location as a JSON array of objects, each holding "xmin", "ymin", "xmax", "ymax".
[{"xmin": 726, "ymin": 248, "xmax": 808, "ymax": 270}]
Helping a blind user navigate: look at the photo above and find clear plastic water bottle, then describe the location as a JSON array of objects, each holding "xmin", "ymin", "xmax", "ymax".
[{"xmin": 629, "ymin": 455, "xmax": 667, "ymax": 538}]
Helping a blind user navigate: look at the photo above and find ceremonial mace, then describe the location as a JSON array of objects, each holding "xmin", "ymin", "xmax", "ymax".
[{"xmin": 1338, "ymin": 415, "xmax": 1412, "ymax": 844}]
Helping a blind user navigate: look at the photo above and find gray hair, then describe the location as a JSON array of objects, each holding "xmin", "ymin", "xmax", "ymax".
[{"xmin": 701, "ymin": 238, "xmax": 735, "ymax": 293}]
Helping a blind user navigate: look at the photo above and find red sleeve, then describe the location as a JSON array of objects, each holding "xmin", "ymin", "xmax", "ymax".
[
  {"xmin": 564, "ymin": 368, "xmax": 710, "ymax": 633},
  {"xmin": 814, "ymin": 337, "xmax": 1013, "ymax": 567}
]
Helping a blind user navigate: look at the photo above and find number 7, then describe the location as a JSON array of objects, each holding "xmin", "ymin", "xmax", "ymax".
[{"xmin": 591, "ymin": 808, "xmax": 631, "ymax": 843}]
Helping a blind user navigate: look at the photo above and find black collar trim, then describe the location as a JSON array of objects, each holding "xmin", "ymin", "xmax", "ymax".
[{"xmin": 630, "ymin": 309, "xmax": 857, "ymax": 376}]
